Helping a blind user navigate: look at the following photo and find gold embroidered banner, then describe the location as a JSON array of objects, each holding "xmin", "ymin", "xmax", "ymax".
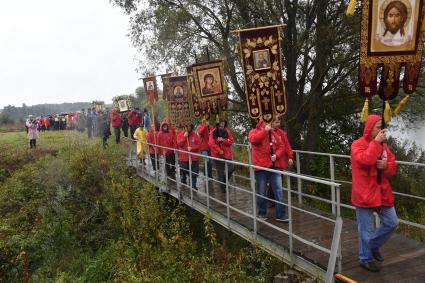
[
  {"xmin": 359, "ymin": 0, "xmax": 425, "ymax": 100},
  {"xmin": 112, "ymin": 95, "xmax": 132, "ymax": 113},
  {"xmin": 237, "ymin": 25, "xmax": 287, "ymax": 122},
  {"xmin": 143, "ymin": 76, "xmax": 158, "ymax": 104},
  {"xmin": 187, "ymin": 60, "xmax": 228, "ymax": 117},
  {"xmin": 167, "ymin": 76, "xmax": 192, "ymax": 127}
]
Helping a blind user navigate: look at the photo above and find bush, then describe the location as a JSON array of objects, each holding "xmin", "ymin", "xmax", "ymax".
[{"xmin": 0, "ymin": 131, "xmax": 287, "ymax": 282}]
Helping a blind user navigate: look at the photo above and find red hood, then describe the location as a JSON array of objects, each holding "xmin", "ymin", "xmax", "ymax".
[
  {"xmin": 160, "ymin": 117, "xmax": 170, "ymax": 128},
  {"xmin": 363, "ymin": 114, "xmax": 382, "ymax": 141}
]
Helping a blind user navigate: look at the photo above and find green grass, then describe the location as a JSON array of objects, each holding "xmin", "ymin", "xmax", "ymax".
[{"xmin": 1, "ymin": 130, "xmax": 310, "ymax": 282}]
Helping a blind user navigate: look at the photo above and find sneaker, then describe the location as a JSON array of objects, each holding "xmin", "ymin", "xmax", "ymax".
[
  {"xmin": 360, "ymin": 261, "xmax": 380, "ymax": 272},
  {"xmin": 372, "ymin": 250, "xmax": 384, "ymax": 262},
  {"xmin": 257, "ymin": 215, "xmax": 268, "ymax": 221},
  {"xmin": 276, "ymin": 217, "xmax": 290, "ymax": 222}
]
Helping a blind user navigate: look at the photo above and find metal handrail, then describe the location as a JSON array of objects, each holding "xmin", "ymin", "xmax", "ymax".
[
  {"xmin": 233, "ymin": 143, "xmax": 425, "ymax": 167},
  {"xmin": 125, "ymin": 137, "xmax": 344, "ymax": 279}
]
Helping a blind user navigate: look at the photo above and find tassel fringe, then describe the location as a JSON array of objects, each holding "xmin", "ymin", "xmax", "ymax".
[
  {"xmin": 394, "ymin": 95, "xmax": 410, "ymax": 115},
  {"xmin": 360, "ymin": 97, "xmax": 369, "ymax": 122},
  {"xmin": 346, "ymin": 0, "xmax": 357, "ymax": 16},
  {"xmin": 422, "ymin": 17, "xmax": 425, "ymax": 32},
  {"xmin": 384, "ymin": 100, "xmax": 392, "ymax": 123},
  {"xmin": 191, "ymin": 79, "xmax": 196, "ymax": 94}
]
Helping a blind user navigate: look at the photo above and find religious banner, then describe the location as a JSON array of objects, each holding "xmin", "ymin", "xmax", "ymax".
[
  {"xmin": 236, "ymin": 25, "xmax": 287, "ymax": 122},
  {"xmin": 167, "ymin": 76, "xmax": 192, "ymax": 127},
  {"xmin": 143, "ymin": 76, "xmax": 158, "ymax": 104},
  {"xmin": 92, "ymin": 101, "xmax": 105, "ymax": 112},
  {"xmin": 161, "ymin": 73, "xmax": 173, "ymax": 101},
  {"xmin": 351, "ymin": 0, "xmax": 425, "ymax": 122},
  {"xmin": 112, "ymin": 95, "xmax": 132, "ymax": 113},
  {"xmin": 187, "ymin": 60, "xmax": 228, "ymax": 117}
]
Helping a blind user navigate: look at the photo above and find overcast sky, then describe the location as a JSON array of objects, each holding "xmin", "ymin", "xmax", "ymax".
[{"xmin": 0, "ymin": 0, "xmax": 140, "ymax": 109}]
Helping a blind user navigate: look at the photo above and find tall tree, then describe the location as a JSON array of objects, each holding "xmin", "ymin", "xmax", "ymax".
[{"xmin": 112, "ymin": 0, "xmax": 423, "ymax": 152}]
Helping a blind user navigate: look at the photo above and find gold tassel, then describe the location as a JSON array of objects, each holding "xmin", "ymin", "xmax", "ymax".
[
  {"xmin": 422, "ymin": 17, "xmax": 425, "ymax": 32},
  {"xmin": 191, "ymin": 81, "xmax": 196, "ymax": 94},
  {"xmin": 346, "ymin": 0, "xmax": 357, "ymax": 17},
  {"xmin": 384, "ymin": 100, "xmax": 392, "ymax": 123},
  {"xmin": 394, "ymin": 95, "xmax": 410, "ymax": 115},
  {"xmin": 360, "ymin": 97, "xmax": 369, "ymax": 122}
]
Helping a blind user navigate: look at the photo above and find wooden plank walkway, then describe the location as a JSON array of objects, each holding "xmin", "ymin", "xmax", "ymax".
[{"xmin": 131, "ymin": 158, "xmax": 425, "ymax": 282}]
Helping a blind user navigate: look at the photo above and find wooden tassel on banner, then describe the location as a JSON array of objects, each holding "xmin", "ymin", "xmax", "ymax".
[
  {"xmin": 360, "ymin": 97, "xmax": 369, "ymax": 122},
  {"xmin": 394, "ymin": 95, "xmax": 410, "ymax": 115},
  {"xmin": 384, "ymin": 100, "xmax": 392, "ymax": 123},
  {"xmin": 346, "ymin": 0, "xmax": 356, "ymax": 16}
]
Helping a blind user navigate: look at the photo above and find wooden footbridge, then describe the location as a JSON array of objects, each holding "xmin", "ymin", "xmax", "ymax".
[{"xmin": 125, "ymin": 139, "xmax": 425, "ymax": 283}]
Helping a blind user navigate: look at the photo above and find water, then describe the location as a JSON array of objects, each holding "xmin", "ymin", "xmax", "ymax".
[{"xmin": 389, "ymin": 117, "xmax": 425, "ymax": 150}]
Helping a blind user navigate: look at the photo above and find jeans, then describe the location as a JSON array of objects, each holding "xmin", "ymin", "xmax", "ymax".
[
  {"xmin": 179, "ymin": 161, "xmax": 199, "ymax": 190},
  {"xmin": 122, "ymin": 126, "xmax": 128, "ymax": 138},
  {"xmin": 214, "ymin": 159, "xmax": 234, "ymax": 191},
  {"xmin": 113, "ymin": 126, "xmax": 121, "ymax": 144},
  {"xmin": 164, "ymin": 154, "xmax": 176, "ymax": 177},
  {"xmin": 356, "ymin": 206, "xmax": 398, "ymax": 263},
  {"xmin": 200, "ymin": 150, "xmax": 212, "ymax": 178},
  {"xmin": 150, "ymin": 153, "xmax": 159, "ymax": 171},
  {"xmin": 255, "ymin": 170, "xmax": 285, "ymax": 219}
]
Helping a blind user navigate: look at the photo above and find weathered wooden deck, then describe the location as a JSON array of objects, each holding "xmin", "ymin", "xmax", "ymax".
[{"xmin": 131, "ymin": 158, "xmax": 425, "ymax": 282}]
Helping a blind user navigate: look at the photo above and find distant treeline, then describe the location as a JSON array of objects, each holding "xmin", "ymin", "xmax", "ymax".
[{"xmin": 0, "ymin": 103, "xmax": 92, "ymax": 123}]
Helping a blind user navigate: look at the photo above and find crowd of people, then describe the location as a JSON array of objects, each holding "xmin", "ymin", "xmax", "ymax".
[{"xmin": 24, "ymin": 109, "xmax": 398, "ymax": 272}]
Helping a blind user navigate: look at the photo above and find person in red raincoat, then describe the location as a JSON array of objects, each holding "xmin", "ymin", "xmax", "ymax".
[
  {"xmin": 110, "ymin": 108, "xmax": 122, "ymax": 144},
  {"xmin": 351, "ymin": 114, "xmax": 398, "ymax": 272},
  {"xmin": 208, "ymin": 119, "xmax": 234, "ymax": 192},
  {"xmin": 248, "ymin": 119, "xmax": 287, "ymax": 222},
  {"xmin": 176, "ymin": 124, "xmax": 201, "ymax": 190},
  {"xmin": 265, "ymin": 116, "xmax": 295, "ymax": 207},
  {"xmin": 147, "ymin": 123, "xmax": 159, "ymax": 171},
  {"xmin": 197, "ymin": 113, "xmax": 213, "ymax": 178},
  {"xmin": 127, "ymin": 108, "xmax": 142, "ymax": 139},
  {"xmin": 158, "ymin": 118, "xmax": 176, "ymax": 178}
]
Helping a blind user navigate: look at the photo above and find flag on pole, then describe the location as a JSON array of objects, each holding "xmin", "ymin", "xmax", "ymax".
[
  {"xmin": 236, "ymin": 25, "xmax": 287, "ymax": 122},
  {"xmin": 143, "ymin": 76, "xmax": 158, "ymax": 105}
]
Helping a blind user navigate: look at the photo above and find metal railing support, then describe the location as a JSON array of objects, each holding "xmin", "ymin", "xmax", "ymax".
[
  {"xmin": 175, "ymin": 152, "xmax": 181, "ymax": 202},
  {"xmin": 287, "ymin": 175, "xmax": 293, "ymax": 260},
  {"xmin": 325, "ymin": 217, "xmax": 343, "ymax": 283},
  {"xmin": 248, "ymin": 144, "xmax": 257, "ymax": 237},
  {"xmin": 225, "ymin": 161, "xmax": 230, "ymax": 227},
  {"xmin": 296, "ymin": 152, "xmax": 302, "ymax": 205},
  {"xmin": 204, "ymin": 158, "xmax": 210, "ymax": 209},
  {"xmin": 154, "ymin": 147, "xmax": 159, "ymax": 185},
  {"xmin": 189, "ymin": 155, "xmax": 193, "ymax": 204},
  {"xmin": 330, "ymin": 156, "xmax": 336, "ymax": 215}
]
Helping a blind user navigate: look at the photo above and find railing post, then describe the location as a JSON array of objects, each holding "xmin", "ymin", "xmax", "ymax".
[
  {"xmin": 325, "ymin": 217, "xmax": 343, "ymax": 283},
  {"xmin": 330, "ymin": 155, "xmax": 336, "ymax": 215},
  {"xmin": 336, "ymin": 184, "xmax": 342, "ymax": 274},
  {"xmin": 225, "ymin": 161, "xmax": 230, "ymax": 227},
  {"xmin": 248, "ymin": 144, "xmax": 257, "ymax": 237},
  {"xmin": 204, "ymin": 157, "xmax": 210, "ymax": 209},
  {"xmin": 175, "ymin": 151, "xmax": 181, "ymax": 201},
  {"xmin": 296, "ymin": 152, "xmax": 302, "ymax": 205},
  {"xmin": 287, "ymin": 175, "xmax": 293, "ymax": 260},
  {"xmin": 154, "ymin": 147, "xmax": 159, "ymax": 185},
  {"xmin": 189, "ymin": 154, "xmax": 193, "ymax": 204}
]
